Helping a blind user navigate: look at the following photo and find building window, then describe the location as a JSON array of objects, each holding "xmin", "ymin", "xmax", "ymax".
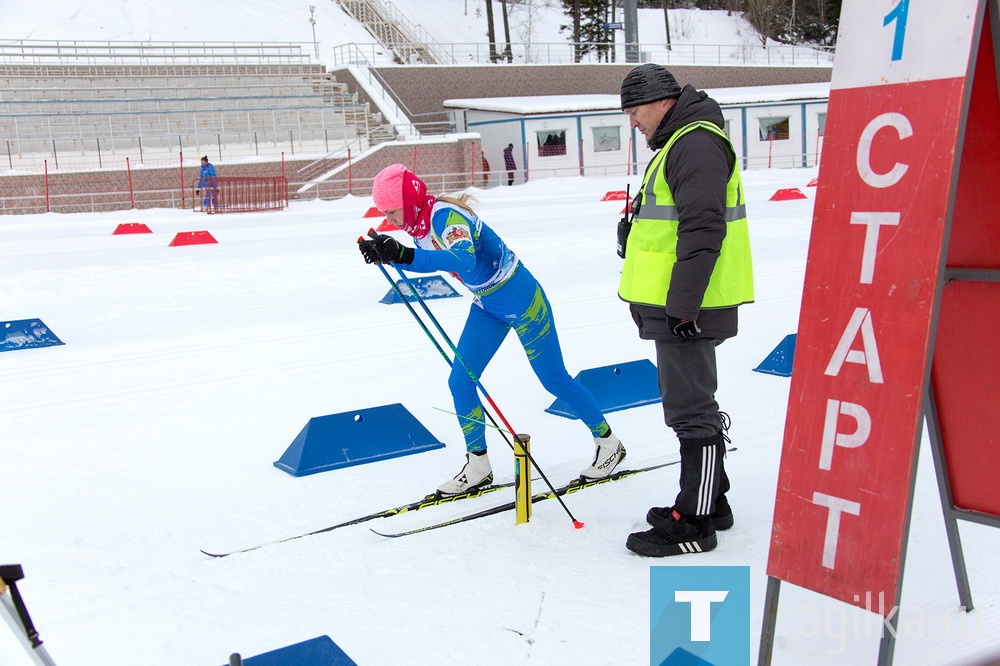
[
  {"xmin": 817, "ymin": 112, "xmax": 827, "ymax": 136},
  {"xmin": 759, "ymin": 116, "xmax": 790, "ymax": 141},
  {"xmin": 592, "ymin": 126, "xmax": 620, "ymax": 152},
  {"xmin": 723, "ymin": 119, "xmax": 731, "ymax": 139},
  {"xmin": 536, "ymin": 130, "xmax": 567, "ymax": 157}
]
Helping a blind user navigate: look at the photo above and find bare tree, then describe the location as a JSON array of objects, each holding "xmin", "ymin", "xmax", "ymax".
[
  {"xmin": 662, "ymin": 0, "xmax": 671, "ymax": 51},
  {"xmin": 515, "ymin": 0, "xmax": 544, "ymax": 63},
  {"xmin": 500, "ymin": 0, "xmax": 513, "ymax": 62},
  {"xmin": 743, "ymin": 0, "xmax": 786, "ymax": 46},
  {"xmin": 485, "ymin": 0, "xmax": 498, "ymax": 62}
]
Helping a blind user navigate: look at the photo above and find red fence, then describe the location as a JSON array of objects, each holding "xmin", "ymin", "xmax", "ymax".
[{"xmin": 192, "ymin": 176, "xmax": 288, "ymax": 214}]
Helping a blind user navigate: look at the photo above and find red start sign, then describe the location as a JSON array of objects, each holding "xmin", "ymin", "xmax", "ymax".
[{"xmin": 766, "ymin": 1, "xmax": 983, "ymax": 613}]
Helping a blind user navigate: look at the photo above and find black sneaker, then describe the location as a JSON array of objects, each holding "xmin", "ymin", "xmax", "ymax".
[
  {"xmin": 626, "ymin": 509, "xmax": 717, "ymax": 557},
  {"xmin": 645, "ymin": 495, "xmax": 734, "ymax": 531}
]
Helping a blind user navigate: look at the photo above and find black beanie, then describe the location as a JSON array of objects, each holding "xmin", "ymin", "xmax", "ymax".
[{"xmin": 620, "ymin": 64, "xmax": 682, "ymax": 110}]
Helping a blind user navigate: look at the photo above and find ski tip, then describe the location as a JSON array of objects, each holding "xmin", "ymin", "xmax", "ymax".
[
  {"xmin": 200, "ymin": 550, "xmax": 229, "ymax": 558},
  {"xmin": 573, "ymin": 520, "xmax": 585, "ymax": 530}
]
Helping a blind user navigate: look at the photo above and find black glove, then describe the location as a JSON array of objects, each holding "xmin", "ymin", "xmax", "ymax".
[
  {"xmin": 616, "ymin": 215, "xmax": 631, "ymax": 258},
  {"xmin": 196, "ymin": 189, "xmax": 201, "ymax": 195},
  {"xmin": 369, "ymin": 232, "xmax": 414, "ymax": 265},
  {"xmin": 667, "ymin": 314, "xmax": 701, "ymax": 338},
  {"xmin": 358, "ymin": 238, "xmax": 380, "ymax": 264}
]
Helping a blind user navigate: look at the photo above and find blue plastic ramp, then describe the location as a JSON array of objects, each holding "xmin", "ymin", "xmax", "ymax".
[
  {"xmin": 380, "ymin": 275, "xmax": 461, "ymax": 304},
  {"xmin": 1, "ymin": 319, "xmax": 64, "ymax": 352},
  {"xmin": 545, "ymin": 359, "xmax": 660, "ymax": 419},
  {"xmin": 274, "ymin": 403, "xmax": 445, "ymax": 477},
  {"xmin": 235, "ymin": 635, "xmax": 357, "ymax": 665},
  {"xmin": 752, "ymin": 334, "xmax": 796, "ymax": 377}
]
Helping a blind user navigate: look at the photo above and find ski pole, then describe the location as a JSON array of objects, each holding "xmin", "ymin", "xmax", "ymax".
[
  {"xmin": 364, "ymin": 246, "xmax": 457, "ymax": 372},
  {"xmin": 363, "ymin": 235, "xmax": 582, "ymax": 528},
  {"xmin": 381, "ymin": 255, "xmax": 583, "ymax": 529}
]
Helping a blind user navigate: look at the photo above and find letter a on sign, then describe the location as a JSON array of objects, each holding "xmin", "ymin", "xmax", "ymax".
[{"xmin": 766, "ymin": 0, "xmax": 985, "ymax": 614}]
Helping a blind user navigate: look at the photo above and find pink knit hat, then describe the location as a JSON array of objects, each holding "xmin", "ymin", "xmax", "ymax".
[
  {"xmin": 371, "ymin": 163, "xmax": 434, "ymax": 237},
  {"xmin": 371, "ymin": 163, "xmax": 408, "ymax": 211}
]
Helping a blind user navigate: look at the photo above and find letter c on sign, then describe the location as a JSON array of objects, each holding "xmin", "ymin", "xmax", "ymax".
[{"xmin": 856, "ymin": 113, "xmax": 912, "ymax": 188}]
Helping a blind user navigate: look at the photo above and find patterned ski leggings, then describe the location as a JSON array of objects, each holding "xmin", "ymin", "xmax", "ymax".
[{"xmin": 448, "ymin": 267, "xmax": 609, "ymax": 452}]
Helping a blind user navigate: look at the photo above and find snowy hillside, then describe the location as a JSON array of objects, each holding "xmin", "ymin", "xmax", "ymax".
[{"xmin": 2, "ymin": 0, "xmax": 788, "ymax": 68}]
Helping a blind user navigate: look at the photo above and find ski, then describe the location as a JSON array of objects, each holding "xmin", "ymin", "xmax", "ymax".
[
  {"xmin": 370, "ymin": 455, "xmax": 704, "ymax": 539},
  {"xmin": 200, "ymin": 480, "xmax": 515, "ymax": 558}
]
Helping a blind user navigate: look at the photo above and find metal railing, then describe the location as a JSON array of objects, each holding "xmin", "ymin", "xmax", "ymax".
[
  {"xmin": 0, "ymin": 37, "xmax": 834, "ymax": 70},
  {"xmin": 332, "ymin": 40, "xmax": 834, "ymax": 68},
  {"xmin": 1, "ymin": 128, "xmax": 364, "ymax": 174},
  {"xmin": 0, "ymin": 39, "xmax": 316, "ymax": 66}
]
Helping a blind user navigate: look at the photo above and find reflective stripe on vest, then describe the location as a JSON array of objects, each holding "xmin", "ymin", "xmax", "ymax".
[{"xmin": 618, "ymin": 120, "xmax": 754, "ymax": 309}]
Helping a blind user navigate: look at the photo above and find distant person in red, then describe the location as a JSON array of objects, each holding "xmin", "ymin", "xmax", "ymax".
[
  {"xmin": 196, "ymin": 156, "xmax": 219, "ymax": 212},
  {"xmin": 503, "ymin": 143, "xmax": 516, "ymax": 186}
]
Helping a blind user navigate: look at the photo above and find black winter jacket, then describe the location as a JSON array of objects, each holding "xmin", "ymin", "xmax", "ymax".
[{"xmin": 629, "ymin": 84, "xmax": 739, "ymax": 342}]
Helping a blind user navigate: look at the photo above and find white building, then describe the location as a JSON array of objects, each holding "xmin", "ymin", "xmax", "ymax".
[{"xmin": 444, "ymin": 82, "xmax": 830, "ymax": 184}]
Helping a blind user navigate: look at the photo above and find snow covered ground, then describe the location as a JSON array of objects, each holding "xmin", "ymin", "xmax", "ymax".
[
  {"xmin": 3, "ymin": 168, "xmax": 1000, "ymax": 665},
  {"xmin": 2, "ymin": 2, "xmax": 999, "ymax": 665}
]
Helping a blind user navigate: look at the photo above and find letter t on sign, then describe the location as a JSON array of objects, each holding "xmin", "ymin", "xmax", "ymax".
[
  {"xmin": 674, "ymin": 590, "xmax": 729, "ymax": 642},
  {"xmin": 813, "ymin": 492, "xmax": 862, "ymax": 569},
  {"xmin": 850, "ymin": 212, "xmax": 901, "ymax": 284}
]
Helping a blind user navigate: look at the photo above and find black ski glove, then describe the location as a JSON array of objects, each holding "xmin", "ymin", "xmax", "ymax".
[
  {"xmin": 358, "ymin": 238, "xmax": 380, "ymax": 264},
  {"xmin": 667, "ymin": 314, "xmax": 701, "ymax": 339},
  {"xmin": 369, "ymin": 232, "xmax": 414, "ymax": 265}
]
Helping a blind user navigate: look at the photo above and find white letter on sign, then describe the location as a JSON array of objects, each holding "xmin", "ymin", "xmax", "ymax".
[
  {"xmin": 825, "ymin": 307, "xmax": 884, "ymax": 383},
  {"xmin": 813, "ymin": 492, "xmax": 862, "ymax": 569},
  {"xmin": 857, "ymin": 113, "xmax": 912, "ymax": 189},
  {"xmin": 819, "ymin": 399, "xmax": 871, "ymax": 470},
  {"xmin": 675, "ymin": 590, "xmax": 729, "ymax": 641},
  {"xmin": 850, "ymin": 212, "xmax": 901, "ymax": 284}
]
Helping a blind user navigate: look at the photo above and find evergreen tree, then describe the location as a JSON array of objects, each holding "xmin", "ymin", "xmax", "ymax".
[
  {"xmin": 485, "ymin": 0, "xmax": 498, "ymax": 62},
  {"xmin": 558, "ymin": 0, "xmax": 616, "ymax": 61}
]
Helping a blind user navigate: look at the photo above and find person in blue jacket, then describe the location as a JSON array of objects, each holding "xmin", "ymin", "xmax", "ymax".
[
  {"xmin": 359, "ymin": 163, "xmax": 626, "ymax": 496},
  {"xmin": 196, "ymin": 156, "xmax": 219, "ymax": 211}
]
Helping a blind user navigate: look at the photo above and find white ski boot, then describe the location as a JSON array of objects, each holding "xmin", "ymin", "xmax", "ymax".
[
  {"xmin": 436, "ymin": 451, "xmax": 493, "ymax": 496},
  {"xmin": 580, "ymin": 433, "xmax": 626, "ymax": 480}
]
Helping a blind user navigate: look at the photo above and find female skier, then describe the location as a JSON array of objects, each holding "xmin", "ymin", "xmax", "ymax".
[{"xmin": 358, "ymin": 163, "xmax": 626, "ymax": 496}]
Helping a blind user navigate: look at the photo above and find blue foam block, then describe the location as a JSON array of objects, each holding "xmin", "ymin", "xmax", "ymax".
[
  {"xmin": 1, "ymin": 319, "xmax": 65, "ymax": 352},
  {"xmin": 545, "ymin": 359, "xmax": 660, "ymax": 419},
  {"xmin": 752, "ymin": 334, "xmax": 796, "ymax": 377},
  {"xmin": 236, "ymin": 635, "xmax": 357, "ymax": 666},
  {"xmin": 380, "ymin": 275, "xmax": 461, "ymax": 304},
  {"xmin": 274, "ymin": 403, "xmax": 445, "ymax": 477}
]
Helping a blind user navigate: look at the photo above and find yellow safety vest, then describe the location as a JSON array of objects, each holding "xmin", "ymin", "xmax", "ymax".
[{"xmin": 618, "ymin": 120, "xmax": 754, "ymax": 309}]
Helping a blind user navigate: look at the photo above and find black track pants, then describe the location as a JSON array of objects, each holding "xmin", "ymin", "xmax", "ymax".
[{"xmin": 675, "ymin": 433, "xmax": 730, "ymax": 517}]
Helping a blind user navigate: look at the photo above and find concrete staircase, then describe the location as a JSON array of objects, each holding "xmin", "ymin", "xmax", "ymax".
[{"xmin": 337, "ymin": 0, "xmax": 454, "ymax": 65}]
